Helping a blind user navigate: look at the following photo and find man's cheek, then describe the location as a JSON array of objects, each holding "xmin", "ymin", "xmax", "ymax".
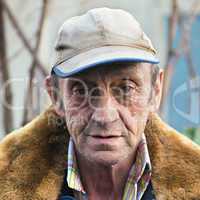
[
  {"xmin": 64, "ymin": 98, "xmax": 86, "ymax": 111},
  {"xmin": 130, "ymin": 95, "xmax": 150, "ymax": 109},
  {"xmin": 118, "ymin": 105, "xmax": 149, "ymax": 135},
  {"xmin": 65, "ymin": 108, "xmax": 92, "ymax": 136}
]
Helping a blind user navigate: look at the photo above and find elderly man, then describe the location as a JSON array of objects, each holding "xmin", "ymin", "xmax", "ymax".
[{"xmin": 0, "ymin": 7, "xmax": 200, "ymax": 200}]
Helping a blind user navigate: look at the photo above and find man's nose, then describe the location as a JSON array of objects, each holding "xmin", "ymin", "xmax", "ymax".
[{"xmin": 90, "ymin": 89, "xmax": 119, "ymax": 124}]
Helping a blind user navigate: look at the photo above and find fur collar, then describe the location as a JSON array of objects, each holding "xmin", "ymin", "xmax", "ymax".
[{"xmin": 0, "ymin": 106, "xmax": 200, "ymax": 200}]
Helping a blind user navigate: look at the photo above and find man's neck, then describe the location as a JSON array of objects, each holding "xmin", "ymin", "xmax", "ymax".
[{"xmin": 76, "ymin": 151, "xmax": 137, "ymax": 200}]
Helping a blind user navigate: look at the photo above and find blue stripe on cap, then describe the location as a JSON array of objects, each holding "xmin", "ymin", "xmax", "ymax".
[{"xmin": 51, "ymin": 57, "xmax": 160, "ymax": 78}]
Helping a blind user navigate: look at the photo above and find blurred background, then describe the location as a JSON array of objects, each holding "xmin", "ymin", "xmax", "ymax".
[{"xmin": 0, "ymin": 0, "xmax": 200, "ymax": 144}]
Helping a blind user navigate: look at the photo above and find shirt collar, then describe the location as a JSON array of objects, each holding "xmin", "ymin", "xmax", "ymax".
[
  {"xmin": 127, "ymin": 133, "xmax": 151, "ymax": 184},
  {"xmin": 67, "ymin": 137, "xmax": 86, "ymax": 193}
]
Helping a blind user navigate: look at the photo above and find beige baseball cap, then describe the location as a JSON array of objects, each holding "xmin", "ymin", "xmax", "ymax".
[{"xmin": 52, "ymin": 7, "xmax": 159, "ymax": 77}]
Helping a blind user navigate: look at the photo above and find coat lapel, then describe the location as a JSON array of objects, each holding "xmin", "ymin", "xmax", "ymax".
[
  {"xmin": 0, "ymin": 106, "xmax": 68, "ymax": 200},
  {"xmin": 145, "ymin": 113, "xmax": 200, "ymax": 199},
  {"xmin": 0, "ymin": 106, "xmax": 200, "ymax": 200}
]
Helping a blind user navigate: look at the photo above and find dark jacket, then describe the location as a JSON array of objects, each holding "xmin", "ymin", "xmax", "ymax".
[{"xmin": 0, "ymin": 106, "xmax": 200, "ymax": 200}]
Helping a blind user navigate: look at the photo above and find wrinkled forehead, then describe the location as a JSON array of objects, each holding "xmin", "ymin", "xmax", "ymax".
[{"xmin": 65, "ymin": 62, "xmax": 151, "ymax": 83}]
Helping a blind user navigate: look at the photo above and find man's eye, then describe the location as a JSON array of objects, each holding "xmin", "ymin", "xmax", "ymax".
[
  {"xmin": 120, "ymin": 85, "xmax": 135, "ymax": 94},
  {"xmin": 72, "ymin": 87, "xmax": 86, "ymax": 96},
  {"xmin": 111, "ymin": 84, "xmax": 135, "ymax": 96}
]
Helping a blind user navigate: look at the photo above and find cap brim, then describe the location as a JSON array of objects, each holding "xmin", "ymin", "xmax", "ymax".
[{"xmin": 52, "ymin": 45, "xmax": 159, "ymax": 78}]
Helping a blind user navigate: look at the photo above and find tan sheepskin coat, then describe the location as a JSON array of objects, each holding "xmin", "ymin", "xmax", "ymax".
[{"xmin": 0, "ymin": 106, "xmax": 200, "ymax": 200}]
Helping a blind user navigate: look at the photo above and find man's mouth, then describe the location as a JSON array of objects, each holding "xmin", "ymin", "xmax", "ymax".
[
  {"xmin": 87, "ymin": 135, "xmax": 123, "ymax": 145},
  {"xmin": 90, "ymin": 135, "xmax": 121, "ymax": 139}
]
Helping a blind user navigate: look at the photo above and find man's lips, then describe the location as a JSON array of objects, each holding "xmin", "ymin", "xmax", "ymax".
[
  {"xmin": 88, "ymin": 135, "xmax": 122, "ymax": 138},
  {"xmin": 86, "ymin": 135, "xmax": 123, "ymax": 145}
]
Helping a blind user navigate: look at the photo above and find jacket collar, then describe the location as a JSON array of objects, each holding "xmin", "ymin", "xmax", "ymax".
[{"xmin": 0, "ymin": 106, "xmax": 200, "ymax": 199}]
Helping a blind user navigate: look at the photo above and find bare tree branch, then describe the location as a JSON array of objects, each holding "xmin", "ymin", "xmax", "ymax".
[
  {"xmin": 159, "ymin": 0, "xmax": 180, "ymax": 115},
  {"xmin": 22, "ymin": 0, "xmax": 48, "ymax": 125},
  {"xmin": 6, "ymin": 36, "xmax": 35, "ymax": 62},
  {"xmin": 181, "ymin": 1, "xmax": 200, "ymax": 113},
  {"xmin": 1, "ymin": 0, "xmax": 48, "ymax": 77},
  {"xmin": 0, "ymin": 0, "xmax": 13, "ymax": 134},
  {"xmin": 181, "ymin": 0, "xmax": 200, "ymax": 79},
  {"xmin": 159, "ymin": 0, "xmax": 200, "ymax": 116}
]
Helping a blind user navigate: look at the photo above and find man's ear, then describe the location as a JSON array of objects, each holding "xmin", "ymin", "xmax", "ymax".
[
  {"xmin": 45, "ymin": 75, "xmax": 65, "ymax": 117},
  {"xmin": 150, "ymin": 69, "xmax": 164, "ymax": 112}
]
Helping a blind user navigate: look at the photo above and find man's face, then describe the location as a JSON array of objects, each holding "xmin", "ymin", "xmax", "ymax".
[{"xmin": 48, "ymin": 62, "xmax": 162, "ymax": 165}]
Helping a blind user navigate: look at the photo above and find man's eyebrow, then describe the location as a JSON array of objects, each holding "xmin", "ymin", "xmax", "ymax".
[
  {"xmin": 112, "ymin": 68, "xmax": 141, "ymax": 79},
  {"xmin": 69, "ymin": 79, "xmax": 96, "ymax": 87},
  {"xmin": 120, "ymin": 78, "xmax": 135, "ymax": 81},
  {"xmin": 112, "ymin": 66, "xmax": 140, "ymax": 75}
]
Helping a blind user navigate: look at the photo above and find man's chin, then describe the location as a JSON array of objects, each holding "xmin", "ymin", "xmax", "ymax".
[{"xmin": 87, "ymin": 151, "xmax": 122, "ymax": 166}]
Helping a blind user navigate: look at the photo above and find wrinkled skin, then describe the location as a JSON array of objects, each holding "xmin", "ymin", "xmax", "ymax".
[{"xmin": 46, "ymin": 62, "xmax": 163, "ymax": 199}]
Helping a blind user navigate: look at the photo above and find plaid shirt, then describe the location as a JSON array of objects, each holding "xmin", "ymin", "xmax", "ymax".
[{"xmin": 66, "ymin": 133, "xmax": 152, "ymax": 200}]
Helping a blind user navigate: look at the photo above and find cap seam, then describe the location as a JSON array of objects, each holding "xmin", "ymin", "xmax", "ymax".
[
  {"xmin": 55, "ymin": 31, "xmax": 156, "ymax": 55},
  {"xmin": 88, "ymin": 10, "xmax": 107, "ymax": 40}
]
